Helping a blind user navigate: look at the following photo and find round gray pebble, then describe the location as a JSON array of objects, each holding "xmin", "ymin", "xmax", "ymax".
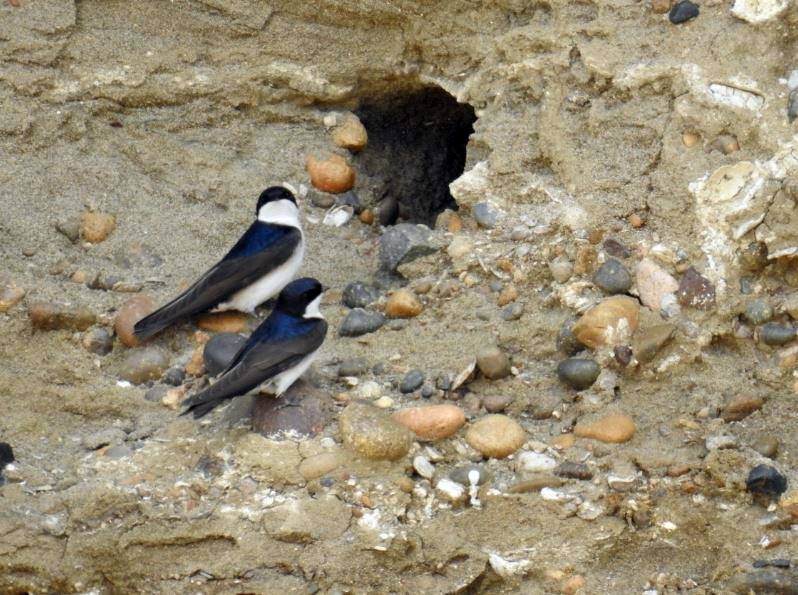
[
  {"xmin": 400, "ymin": 370, "xmax": 425, "ymax": 393},
  {"xmin": 593, "ymin": 258, "xmax": 632, "ymax": 294},
  {"xmin": 338, "ymin": 308, "xmax": 386, "ymax": 337},
  {"xmin": 745, "ymin": 300, "xmax": 773, "ymax": 326},
  {"xmin": 556, "ymin": 358, "xmax": 600, "ymax": 390},
  {"xmin": 472, "ymin": 202, "xmax": 500, "ymax": 228},
  {"xmin": 203, "ymin": 333, "xmax": 247, "ymax": 376},
  {"xmin": 338, "ymin": 357, "xmax": 369, "ymax": 377},
  {"xmin": 501, "ymin": 302, "xmax": 525, "ymax": 321},
  {"xmin": 162, "ymin": 366, "xmax": 186, "ymax": 386},
  {"xmin": 760, "ymin": 322, "xmax": 796, "ymax": 346},
  {"xmin": 342, "ymin": 282, "xmax": 380, "ymax": 309}
]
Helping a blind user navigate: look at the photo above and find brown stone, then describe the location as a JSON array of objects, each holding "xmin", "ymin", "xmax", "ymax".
[
  {"xmin": 185, "ymin": 345, "xmax": 205, "ymax": 377},
  {"xmin": 628, "ymin": 213, "xmax": 645, "ymax": 228},
  {"xmin": 572, "ymin": 296, "xmax": 639, "ymax": 349},
  {"xmin": 80, "ymin": 211, "xmax": 116, "ymax": 243},
  {"xmin": 676, "ymin": 267, "xmax": 715, "ymax": 309},
  {"xmin": 574, "ymin": 413, "xmax": 636, "ymax": 443},
  {"xmin": 633, "ymin": 323, "xmax": 674, "ymax": 363},
  {"xmin": 331, "ymin": 113, "xmax": 367, "ymax": 151},
  {"xmin": 253, "ymin": 382, "xmax": 334, "ymax": 438},
  {"xmin": 306, "ymin": 154, "xmax": 355, "ymax": 193},
  {"xmin": 550, "ymin": 434, "xmax": 576, "ymax": 450},
  {"xmin": 0, "ymin": 273, "xmax": 24, "ymax": 313},
  {"xmin": 339, "ymin": 401, "xmax": 413, "ymax": 461},
  {"xmin": 385, "ymin": 288, "xmax": 423, "ymax": 318},
  {"xmin": 497, "ymin": 284, "xmax": 518, "ymax": 306},
  {"xmin": 573, "ymin": 244, "xmax": 597, "ymax": 275},
  {"xmin": 114, "ymin": 295, "xmax": 155, "ymax": 347},
  {"xmin": 710, "ymin": 134, "xmax": 739, "ymax": 155},
  {"xmin": 29, "ymin": 302, "xmax": 96, "ymax": 331},
  {"xmin": 482, "ymin": 394, "xmax": 514, "ymax": 413},
  {"xmin": 465, "ymin": 414, "xmax": 526, "ymax": 458},
  {"xmin": 476, "ymin": 345, "xmax": 512, "ymax": 379},
  {"xmin": 359, "ymin": 209, "xmax": 374, "ymax": 225},
  {"xmin": 507, "ymin": 476, "xmax": 563, "ymax": 493},
  {"xmin": 196, "ymin": 311, "xmax": 250, "ymax": 333},
  {"xmin": 392, "ymin": 404, "xmax": 465, "ymax": 440},
  {"xmin": 298, "ymin": 451, "xmax": 343, "ymax": 480},
  {"xmin": 652, "ymin": 0, "xmax": 671, "ymax": 13},
  {"xmin": 721, "ymin": 394, "xmax": 764, "ymax": 422}
]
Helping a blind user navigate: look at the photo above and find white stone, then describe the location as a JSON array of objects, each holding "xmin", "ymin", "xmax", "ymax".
[
  {"xmin": 373, "ymin": 396, "xmax": 394, "ymax": 409},
  {"xmin": 447, "ymin": 236, "xmax": 473, "ymax": 259},
  {"xmin": 357, "ymin": 380, "xmax": 381, "ymax": 400},
  {"xmin": 635, "ymin": 259, "xmax": 678, "ymax": 312},
  {"xmin": 322, "ymin": 205, "xmax": 353, "ymax": 227},
  {"xmin": 435, "ymin": 478, "xmax": 465, "ymax": 502},
  {"xmin": 413, "ymin": 455, "xmax": 435, "ymax": 479},
  {"xmin": 488, "ymin": 553, "xmax": 531, "ymax": 578},
  {"xmin": 706, "ymin": 434, "xmax": 738, "ymax": 450},
  {"xmin": 731, "ymin": 0, "xmax": 789, "ymax": 24},
  {"xmin": 516, "ymin": 451, "xmax": 557, "ymax": 473},
  {"xmin": 449, "ymin": 161, "xmax": 491, "ymax": 208}
]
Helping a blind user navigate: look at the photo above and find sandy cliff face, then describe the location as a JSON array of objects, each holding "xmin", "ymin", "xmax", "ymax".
[{"xmin": 2, "ymin": 1, "xmax": 798, "ymax": 593}]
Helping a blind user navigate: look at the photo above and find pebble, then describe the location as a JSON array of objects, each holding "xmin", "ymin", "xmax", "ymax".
[
  {"xmin": 789, "ymin": 88, "xmax": 798, "ymax": 123},
  {"xmin": 342, "ymin": 282, "xmax": 380, "ymax": 309},
  {"xmin": 557, "ymin": 358, "xmax": 600, "ymax": 390},
  {"xmin": 392, "ymin": 404, "xmax": 465, "ymax": 440},
  {"xmin": 476, "ymin": 345, "xmax": 511, "ymax": 380},
  {"xmin": 203, "ymin": 333, "xmax": 247, "ymax": 376},
  {"xmin": 573, "ymin": 244, "xmax": 597, "ymax": 275},
  {"xmin": 549, "ymin": 256, "xmax": 573, "ymax": 283},
  {"xmin": 746, "ymin": 464, "xmax": 788, "ymax": 497},
  {"xmin": 450, "ymin": 465, "xmax": 490, "ymax": 486},
  {"xmin": 114, "ymin": 295, "xmax": 155, "ymax": 347},
  {"xmin": 356, "ymin": 380, "xmax": 381, "ymax": 399},
  {"xmin": 374, "ymin": 396, "xmax": 394, "ymax": 409},
  {"xmin": 435, "ymin": 478, "xmax": 466, "ymax": 502},
  {"xmin": 185, "ymin": 345, "xmax": 205, "ymax": 377},
  {"xmin": 555, "ymin": 462, "xmax": 593, "ymax": 480},
  {"xmin": 556, "ymin": 318, "xmax": 583, "ymax": 355},
  {"xmin": 253, "ymin": 385, "xmax": 333, "ymax": 437},
  {"xmin": 465, "ymin": 414, "xmax": 526, "ymax": 459},
  {"xmin": 338, "ymin": 308, "xmax": 386, "ymax": 337},
  {"xmin": 652, "ymin": 0, "xmax": 671, "ymax": 14},
  {"xmin": 472, "ymin": 202, "xmax": 500, "ymax": 228},
  {"xmin": 55, "ymin": 217, "xmax": 81, "ymax": 243},
  {"xmin": 497, "ymin": 284, "xmax": 518, "ymax": 306},
  {"xmin": 593, "ymin": 259, "xmax": 632, "ymax": 294},
  {"xmin": 29, "ymin": 302, "xmax": 96, "ymax": 331},
  {"xmin": 572, "ymin": 296, "xmax": 639, "ymax": 349},
  {"xmin": 161, "ymin": 386, "xmax": 186, "ymax": 410},
  {"xmin": 574, "ymin": 413, "xmax": 635, "ymax": 443},
  {"xmin": 376, "ymin": 196, "xmax": 399, "ymax": 226},
  {"xmin": 752, "ymin": 435, "xmax": 779, "ymax": 458},
  {"xmin": 633, "ymin": 323, "xmax": 674, "ymax": 362},
  {"xmin": 339, "ymin": 402, "xmax": 413, "ymax": 460},
  {"xmin": 322, "ymin": 204, "xmax": 354, "ymax": 227},
  {"xmin": 482, "ymin": 394, "xmax": 514, "ymax": 413},
  {"xmin": 82, "ymin": 428, "xmax": 126, "ymax": 450},
  {"xmin": 516, "ymin": 451, "xmax": 557, "ymax": 473},
  {"xmin": 162, "ymin": 366, "xmax": 185, "ymax": 386},
  {"xmin": 507, "ymin": 477, "xmax": 563, "ymax": 493},
  {"xmin": 706, "ymin": 434, "xmax": 738, "ymax": 450},
  {"xmin": 379, "ymin": 223, "xmax": 440, "ymax": 273},
  {"xmin": 721, "ymin": 394, "xmax": 764, "ymax": 422},
  {"xmin": 385, "ymin": 288, "xmax": 423, "ymax": 318},
  {"xmin": 447, "ymin": 236, "xmax": 473, "ymax": 259},
  {"xmin": 338, "ymin": 357, "xmax": 368, "ymax": 377},
  {"xmin": 413, "ymin": 455, "xmax": 435, "ymax": 479},
  {"xmin": 305, "ymin": 154, "xmax": 355, "ymax": 193},
  {"xmin": 144, "ymin": 385, "xmax": 168, "ymax": 403},
  {"xmin": 119, "ymin": 347, "xmax": 169, "ymax": 384},
  {"xmin": 740, "ymin": 241, "xmax": 769, "ymax": 272},
  {"xmin": 501, "ymin": 302, "xmax": 525, "ymax": 321},
  {"xmin": 710, "ymin": 134, "xmax": 740, "ymax": 155},
  {"xmin": 669, "ymin": 0, "xmax": 698, "ymax": 23},
  {"xmin": 400, "ymin": 370, "xmax": 425, "ymax": 393},
  {"xmin": 676, "ymin": 267, "xmax": 715, "ymax": 309},
  {"xmin": 331, "ymin": 113, "xmax": 368, "ymax": 151},
  {"xmin": 636, "ymin": 259, "xmax": 678, "ymax": 311},
  {"xmin": 0, "ymin": 273, "xmax": 25, "ymax": 312},
  {"xmin": 196, "ymin": 311, "xmax": 250, "ymax": 333},
  {"xmin": 299, "ymin": 452, "xmax": 343, "ymax": 480},
  {"xmin": 82, "ymin": 327, "xmax": 114, "ymax": 355},
  {"xmin": 309, "ymin": 190, "xmax": 336, "ymax": 209},
  {"xmin": 760, "ymin": 323, "xmax": 796, "ymax": 346},
  {"xmin": 743, "ymin": 300, "xmax": 773, "ymax": 326},
  {"xmin": 81, "ymin": 211, "xmax": 116, "ymax": 243}
]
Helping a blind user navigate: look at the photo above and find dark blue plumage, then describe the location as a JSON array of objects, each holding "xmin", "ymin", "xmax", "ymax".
[{"xmin": 225, "ymin": 222, "xmax": 296, "ymax": 259}]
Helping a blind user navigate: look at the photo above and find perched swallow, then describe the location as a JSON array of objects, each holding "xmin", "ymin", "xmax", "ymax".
[
  {"xmin": 133, "ymin": 187, "xmax": 304, "ymax": 341},
  {"xmin": 181, "ymin": 277, "xmax": 327, "ymax": 418}
]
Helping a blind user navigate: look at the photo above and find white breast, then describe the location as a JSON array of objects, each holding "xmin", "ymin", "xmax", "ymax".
[{"xmin": 267, "ymin": 348, "xmax": 320, "ymax": 395}]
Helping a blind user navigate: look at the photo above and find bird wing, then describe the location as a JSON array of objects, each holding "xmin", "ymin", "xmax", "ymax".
[
  {"xmin": 181, "ymin": 318, "xmax": 327, "ymax": 418},
  {"xmin": 133, "ymin": 225, "xmax": 301, "ymax": 340}
]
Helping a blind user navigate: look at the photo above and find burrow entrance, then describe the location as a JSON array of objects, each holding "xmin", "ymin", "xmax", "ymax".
[{"xmin": 353, "ymin": 85, "xmax": 477, "ymax": 226}]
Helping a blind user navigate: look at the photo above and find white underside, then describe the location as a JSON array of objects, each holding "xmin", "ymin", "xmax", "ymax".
[
  {"xmin": 217, "ymin": 200, "xmax": 304, "ymax": 313},
  {"xmin": 264, "ymin": 348, "xmax": 320, "ymax": 395}
]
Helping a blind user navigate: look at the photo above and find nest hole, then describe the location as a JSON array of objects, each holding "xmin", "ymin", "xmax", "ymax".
[{"xmin": 354, "ymin": 86, "xmax": 476, "ymax": 226}]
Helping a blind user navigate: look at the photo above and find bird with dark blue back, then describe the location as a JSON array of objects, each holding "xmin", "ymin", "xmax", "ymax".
[
  {"xmin": 133, "ymin": 187, "xmax": 304, "ymax": 341},
  {"xmin": 181, "ymin": 277, "xmax": 328, "ymax": 418}
]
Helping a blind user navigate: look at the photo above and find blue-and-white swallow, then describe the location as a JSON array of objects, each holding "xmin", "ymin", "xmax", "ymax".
[
  {"xmin": 134, "ymin": 187, "xmax": 304, "ymax": 341},
  {"xmin": 181, "ymin": 277, "xmax": 327, "ymax": 418}
]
